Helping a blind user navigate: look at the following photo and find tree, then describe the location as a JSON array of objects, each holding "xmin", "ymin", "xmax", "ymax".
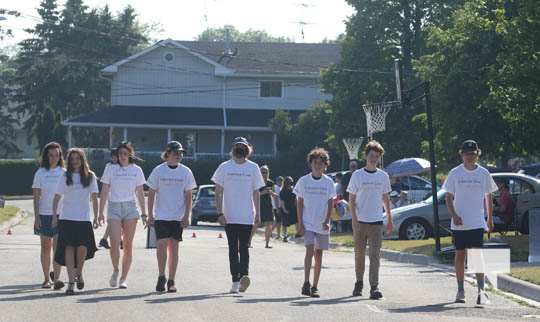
[
  {"xmin": 9, "ymin": 0, "xmax": 149, "ymax": 150},
  {"xmin": 34, "ymin": 105, "xmax": 67, "ymax": 149},
  {"xmin": 321, "ymin": 0, "xmax": 465, "ymax": 165},
  {"xmin": 415, "ymin": 0, "xmax": 540, "ymax": 166},
  {"xmin": 197, "ymin": 25, "xmax": 293, "ymax": 42}
]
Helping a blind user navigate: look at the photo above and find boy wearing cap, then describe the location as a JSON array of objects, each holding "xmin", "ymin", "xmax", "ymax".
[
  {"xmin": 146, "ymin": 141, "xmax": 197, "ymax": 293},
  {"xmin": 443, "ymin": 140, "xmax": 497, "ymax": 305},
  {"xmin": 212, "ymin": 137, "xmax": 265, "ymax": 293}
]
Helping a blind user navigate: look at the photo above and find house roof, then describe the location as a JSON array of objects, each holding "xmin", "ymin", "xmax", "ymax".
[
  {"xmin": 102, "ymin": 39, "xmax": 341, "ymax": 77},
  {"xmin": 175, "ymin": 41, "xmax": 341, "ymax": 74},
  {"xmin": 64, "ymin": 106, "xmax": 303, "ymax": 129}
]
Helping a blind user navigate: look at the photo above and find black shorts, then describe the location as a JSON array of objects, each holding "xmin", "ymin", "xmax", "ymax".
[
  {"xmin": 154, "ymin": 220, "xmax": 183, "ymax": 241},
  {"xmin": 452, "ymin": 228, "xmax": 484, "ymax": 250}
]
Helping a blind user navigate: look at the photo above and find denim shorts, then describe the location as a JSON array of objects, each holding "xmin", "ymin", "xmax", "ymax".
[
  {"xmin": 107, "ymin": 200, "xmax": 140, "ymax": 221},
  {"xmin": 34, "ymin": 215, "xmax": 59, "ymax": 237}
]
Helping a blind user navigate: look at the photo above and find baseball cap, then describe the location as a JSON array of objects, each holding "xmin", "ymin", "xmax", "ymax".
[
  {"xmin": 166, "ymin": 141, "xmax": 184, "ymax": 152},
  {"xmin": 461, "ymin": 140, "xmax": 480, "ymax": 153},
  {"xmin": 232, "ymin": 137, "xmax": 249, "ymax": 147}
]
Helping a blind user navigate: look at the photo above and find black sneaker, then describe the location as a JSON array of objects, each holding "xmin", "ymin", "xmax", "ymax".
[
  {"xmin": 370, "ymin": 287, "xmax": 383, "ymax": 300},
  {"xmin": 352, "ymin": 281, "xmax": 363, "ymax": 297},
  {"xmin": 310, "ymin": 286, "xmax": 320, "ymax": 298},
  {"xmin": 301, "ymin": 282, "xmax": 311, "ymax": 296},
  {"xmin": 99, "ymin": 238, "xmax": 110, "ymax": 249},
  {"xmin": 156, "ymin": 276, "xmax": 166, "ymax": 292},
  {"xmin": 53, "ymin": 280, "xmax": 65, "ymax": 290}
]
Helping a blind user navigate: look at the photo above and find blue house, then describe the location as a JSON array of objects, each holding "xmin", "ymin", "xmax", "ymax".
[{"xmin": 64, "ymin": 39, "xmax": 340, "ymax": 157}]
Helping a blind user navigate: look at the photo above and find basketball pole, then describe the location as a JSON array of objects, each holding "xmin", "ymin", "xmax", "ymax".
[{"xmin": 395, "ymin": 59, "xmax": 441, "ymax": 253}]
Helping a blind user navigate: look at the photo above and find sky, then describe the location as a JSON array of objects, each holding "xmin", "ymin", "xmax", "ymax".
[{"xmin": 1, "ymin": 0, "xmax": 355, "ymax": 49}]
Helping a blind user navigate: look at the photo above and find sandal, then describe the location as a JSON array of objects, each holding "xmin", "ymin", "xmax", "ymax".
[
  {"xmin": 65, "ymin": 283, "xmax": 75, "ymax": 295},
  {"xmin": 75, "ymin": 275, "xmax": 85, "ymax": 290},
  {"xmin": 167, "ymin": 279, "xmax": 177, "ymax": 293}
]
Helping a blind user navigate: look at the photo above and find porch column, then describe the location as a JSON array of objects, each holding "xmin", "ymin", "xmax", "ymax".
[
  {"xmin": 109, "ymin": 127, "xmax": 114, "ymax": 148},
  {"xmin": 167, "ymin": 129, "xmax": 172, "ymax": 142},
  {"xmin": 67, "ymin": 125, "xmax": 72, "ymax": 148},
  {"xmin": 273, "ymin": 133, "xmax": 277, "ymax": 157},
  {"xmin": 220, "ymin": 129, "xmax": 225, "ymax": 156},
  {"xmin": 123, "ymin": 127, "xmax": 128, "ymax": 141}
]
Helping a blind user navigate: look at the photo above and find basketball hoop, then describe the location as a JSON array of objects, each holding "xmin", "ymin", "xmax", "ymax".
[
  {"xmin": 342, "ymin": 137, "xmax": 363, "ymax": 160},
  {"xmin": 362, "ymin": 101, "xmax": 400, "ymax": 138}
]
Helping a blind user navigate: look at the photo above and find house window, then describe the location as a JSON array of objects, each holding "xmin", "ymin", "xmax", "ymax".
[{"xmin": 260, "ymin": 81, "xmax": 283, "ymax": 98}]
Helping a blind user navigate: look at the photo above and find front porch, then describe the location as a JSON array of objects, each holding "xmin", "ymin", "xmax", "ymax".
[{"xmin": 63, "ymin": 106, "xmax": 281, "ymax": 158}]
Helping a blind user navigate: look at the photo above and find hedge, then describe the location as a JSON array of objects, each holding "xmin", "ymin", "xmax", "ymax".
[{"xmin": 0, "ymin": 151, "xmax": 342, "ymax": 196}]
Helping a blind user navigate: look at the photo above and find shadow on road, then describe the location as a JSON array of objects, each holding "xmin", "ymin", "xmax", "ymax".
[
  {"xmin": 387, "ymin": 302, "xmax": 460, "ymax": 313},
  {"xmin": 236, "ymin": 296, "xmax": 305, "ymax": 304},
  {"xmin": 0, "ymin": 288, "xmax": 110, "ymax": 302},
  {"xmin": 290, "ymin": 296, "xmax": 361, "ymax": 306},
  {"xmin": 77, "ymin": 291, "xmax": 156, "ymax": 303},
  {"xmin": 145, "ymin": 292, "xmax": 231, "ymax": 303}
]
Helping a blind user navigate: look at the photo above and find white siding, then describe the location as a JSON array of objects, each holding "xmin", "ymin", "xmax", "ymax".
[{"xmin": 110, "ymin": 47, "xmax": 331, "ymax": 110}]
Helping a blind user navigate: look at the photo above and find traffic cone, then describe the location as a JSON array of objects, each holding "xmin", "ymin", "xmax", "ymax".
[
  {"xmin": 7, "ymin": 228, "xmax": 12, "ymax": 235},
  {"xmin": 218, "ymin": 233, "xmax": 223, "ymax": 239},
  {"xmin": 192, "ymin": 232, "xmax": 197, "ymax": 238}
]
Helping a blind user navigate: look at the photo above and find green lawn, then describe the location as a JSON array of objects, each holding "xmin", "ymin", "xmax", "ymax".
[
  {"xmin": 0, "ymin": 206, "xmax": 20, "ymax": 224},
  {"xmin": 510, "ymin": 267, "xmax": 540, "ymax": 286}
]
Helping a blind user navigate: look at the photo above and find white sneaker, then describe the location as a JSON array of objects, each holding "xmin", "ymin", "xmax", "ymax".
[
  {"xmin": 477, "ymin": 291, "xmax": 490, "ymax": 306},
  {"xmin": 239, "ymin": 276, "xmax": 251, "ymax": 293},
  {"xmin": 119, "ymin": 278, "xmax": 128, "ymax": 289},
  {"xmin": 230, "ymin": 282, "xmax": 240, "ymax": 294},
  {"xmin": 109, "ymin": 271, "xmax": 119, "ymax": 288}
]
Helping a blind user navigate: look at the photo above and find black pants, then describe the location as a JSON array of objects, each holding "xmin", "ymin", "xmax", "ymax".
[{"xmin": 225, "ymin": 224, "xmax": 252, "ymax": 282}]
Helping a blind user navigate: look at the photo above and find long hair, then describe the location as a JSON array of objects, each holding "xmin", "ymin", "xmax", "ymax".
[
  {"xmin": 283, "ymin": 176, "xmax": 294, "ymax": 190},
  {"xmin": 39, "ymin": 142, "xmax": 65, "ymax": 170},
  {"xmin": 65, "ymin": 148, "xmax": 95, "ymax": 188},
  {"xmin": 116, "ymin": 141, "xmax": 142, "ymax": 164}
]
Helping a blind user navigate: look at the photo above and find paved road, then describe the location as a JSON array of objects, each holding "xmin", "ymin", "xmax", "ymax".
[{"xmin": 1, "ymin": 200, "xmax": 538, "ymax": 322}]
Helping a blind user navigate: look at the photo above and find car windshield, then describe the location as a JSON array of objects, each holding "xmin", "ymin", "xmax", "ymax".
[
  {"xmin": 198, "ymin": 187, "xmax": 215, "ymax": 198},
  {"xmin": 422, "ymin": 189, "xmax": 446, "ymax": 204}
]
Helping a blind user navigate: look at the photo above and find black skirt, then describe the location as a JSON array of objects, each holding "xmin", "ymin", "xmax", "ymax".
[{"xmin": 54, "ymin": 219, "xmax": 98, "ymax": 267}]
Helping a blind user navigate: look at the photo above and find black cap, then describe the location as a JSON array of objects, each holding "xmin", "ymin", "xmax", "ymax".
[
  {"xmin": 232, "ymin": 137, "xmax": 249, "ymax": 147},
  {"xmin": 461, "ymin": 140, "xmax": 479, "ymax": 153},
  {"xmin": 166, "ymin": 141, "xmax": 184, "ymax": 152}
]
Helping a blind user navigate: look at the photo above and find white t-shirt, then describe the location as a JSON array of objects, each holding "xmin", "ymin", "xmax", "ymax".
[
  {"xmin": 32, "ymin": 167, "xmax": 65, "ymax": 216},
  {"xmin": 294, "ymin": 174, "xmax": 336, "ymax": 235},
  {"xmin": 442, "ymin": 164, "xmax": 498, "ymax": 231},
  {"xmin": 147, "ymin": 163, "xmax": 197, "ymax": 221},
  {"xmin": 100, "ymin": 163, "xmax": 146, "ymax": 202},
  {"xmin": 347, "ymin": 168, "xmax": 391, "ymax": 223},
  {"xmin": 56, "ymin": 173, "xmax": 99, "ymax": 222},
  {"xmin": 211, "ymin": 159, "xmax": 265, "ymax": 225}
]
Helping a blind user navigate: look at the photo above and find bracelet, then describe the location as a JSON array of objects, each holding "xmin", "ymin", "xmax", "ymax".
[{"xmin": 217, "ymin": 213, "xmax": 224, "ymax": 218}]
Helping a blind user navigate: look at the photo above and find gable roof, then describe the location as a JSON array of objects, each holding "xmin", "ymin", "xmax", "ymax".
[
  {"xmin": 176, "ymin": 41, "xmax": 341, "ymax": 75},
  {"xmin": 101, "ymin": 39, "xmax": 341, "ymax": 77}
]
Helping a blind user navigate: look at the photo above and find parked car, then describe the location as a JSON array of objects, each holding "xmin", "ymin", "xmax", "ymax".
[
  {"xmin": 390, "ymin": 175, "xmax": 437, "ymax": 204},
  {"xmin": 519, "ymin": 162, "xmax": 540, "ymax": 178},
  {"xmin": 191, "ymin": 184, "xmax": 217, "ymax": 226},
  {"xmin": 384, "ymin": 173, "xmax": 540, "ymax": 240}
]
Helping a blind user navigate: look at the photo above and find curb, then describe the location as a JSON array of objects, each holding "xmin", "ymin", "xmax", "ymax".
[{"xmin": 498, "ymin": 273, "xmax": 540, "ymax": 302}]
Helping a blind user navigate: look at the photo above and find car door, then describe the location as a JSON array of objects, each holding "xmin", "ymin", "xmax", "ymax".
[{"xmin": 509, "ymin": 177, "xmax": 540, "ymax": 215}]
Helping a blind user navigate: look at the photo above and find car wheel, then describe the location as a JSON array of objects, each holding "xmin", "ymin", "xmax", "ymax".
[
  {"xmin": 519, "ymin": 212, "xmax": 529, "ymax": 235},
  {"xmin": 399, "ymin": 218, "xmax": 432, "ymax": 240},
  {"xmin": 191, "ymin": 218, "xmax": 198, "ymax": 226}
]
